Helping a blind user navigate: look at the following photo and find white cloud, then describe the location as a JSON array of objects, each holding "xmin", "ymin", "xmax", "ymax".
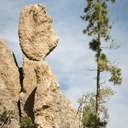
[{"xmin": 0, "ymin": 1, "xmax": 128, "ymax": 128}]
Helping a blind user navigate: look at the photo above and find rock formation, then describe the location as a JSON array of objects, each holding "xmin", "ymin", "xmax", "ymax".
[
  {"xmin": 0, "ymin": 4, "xmax": 79, "ymax": 128},
  {"xmin": 19, "ymin": 4, "xmax": 59, "ymax": 61},
  {"xmin": 0, "ymin": 39, "xmax": 20, "ymax": 128},
  {"xmin": 34, "ymin": 62, "xmax": 79, "ymax": 128}
]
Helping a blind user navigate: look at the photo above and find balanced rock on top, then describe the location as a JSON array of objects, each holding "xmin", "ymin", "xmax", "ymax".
[{"xmin": 19, "ymin": 4, "xmax": 59, "ymax": 61}]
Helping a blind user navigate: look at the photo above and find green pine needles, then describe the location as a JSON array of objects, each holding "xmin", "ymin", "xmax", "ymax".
[
  {"xmin": 78, "ymin": 88, "xmax": 113, "ymax": 128},
  {"xmin": 80, "ymin": 0, "xmax": 122, "ymax": 128}
]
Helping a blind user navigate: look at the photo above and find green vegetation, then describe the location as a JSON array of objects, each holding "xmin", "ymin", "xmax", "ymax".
[
  {"xmin": 78, "ymin": 87, "xmax": 114, "ymax": 128},
  {"xmin": 0, "ymin": 109, "xmax": 15, "ymax": 128},
  {"xmin": 0, "ymin": 109, "xmax": 35, "ymax": 128},
  {"xmin": 20, "ymin": 116, "xmax": 34, "ymax": 128},
  {"xmin": 80, "ymin": 0, "xmax": 122, "ymax": 127}
]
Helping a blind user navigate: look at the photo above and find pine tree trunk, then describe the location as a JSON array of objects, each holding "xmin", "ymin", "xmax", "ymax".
[
  {"xmin": 96, "ymin": 0, "xmax": 101, "ymax": 128},
  {"xmin": 96, "ymin": 34, "xmax": 101, "ymax": 128}
]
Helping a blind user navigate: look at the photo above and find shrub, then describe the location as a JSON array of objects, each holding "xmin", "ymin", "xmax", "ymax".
[
  {"xmin": 0, "ymin": 108, "xmax": 15, "ymax": 127},
  {"xmin": 20, "ymin": 116, "xmax": 34, "ymax": 128}
]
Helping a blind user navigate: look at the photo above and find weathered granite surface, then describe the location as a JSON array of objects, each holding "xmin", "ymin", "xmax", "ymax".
[
  {"xmin": 19, "ymin": 4, "xmax": 59, "ymax": 61},
  {"xmin": 0, "ymin": 39, "xmax": 20, "ymax": 128},
  {"xmin": 0, "ymin": 4, "xmax": 79, "ymax": 128}
]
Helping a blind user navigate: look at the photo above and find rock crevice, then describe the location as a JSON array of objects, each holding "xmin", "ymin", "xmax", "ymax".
[
  {"xmin": 0, "ymin": 4, "xmax": 79, "ymax": 128},
  {"xmin": 0, "ymin": 39, "xmax": 20, "ymax": 128}
]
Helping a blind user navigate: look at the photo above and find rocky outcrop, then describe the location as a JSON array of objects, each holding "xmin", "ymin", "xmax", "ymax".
[
  {"xmin": 34, "ymin": 62, "xmax": 79, "ymax": 128},
  {"xmin": 0, "ymin": 4, "xmax": 79, "ymax": 128},
  {"xmin": 0, "ymin": 39, "xmax": 20, "ymax": 128},
  {"xmin": 19, "ymin": 55, "xmax": 79, "ymax": 128},
  {"xmin": 18, "ymin": 4, "xmax": 59, "ymax": 61},
  {"xmin": 18, "ymin": 4, "xmax": 79, "ymax": 128}
]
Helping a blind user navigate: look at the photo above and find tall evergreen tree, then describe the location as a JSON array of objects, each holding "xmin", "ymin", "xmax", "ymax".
[{"xmin": 81, "ymin": 0, "xmax": 122, "ymax": 127}]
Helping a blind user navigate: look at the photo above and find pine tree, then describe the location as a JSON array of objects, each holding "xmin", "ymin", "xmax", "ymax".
[{"xmin": 81, "ymin": 0, "xmax": 122, "ymax": 127}]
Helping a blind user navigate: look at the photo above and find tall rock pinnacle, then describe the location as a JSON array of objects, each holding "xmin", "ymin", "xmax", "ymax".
[
  {"xmin": 0, "ymin": 4, "xmax": 79, "ymax": 128},
  {"xmin": 18, "ymin": 4, "xmax": 79, "ymax": 128}
]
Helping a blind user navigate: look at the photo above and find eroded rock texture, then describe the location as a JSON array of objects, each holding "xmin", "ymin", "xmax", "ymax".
[
  {"xmin": 20, "ymin": 57, "xmax": 59, "ymax": 120},
  {"xmin": 19, "ymin": 4, "xmax": 79, "ymax": 128},
  {"xmin": 0, "ymin": 39, "xmax": 20, "ymax": 128},
  {"xmin": 0, "ymin": 4, "xmax": 79, "ymax": 128},
  {"xmin": 19, "ymin": 4, "xmax": 59, "ymax": 61},
  {"xmin": 20, "ymin": 57, "xmax": 79, "ymax": 128},
  {"xmin": 34, "ymin": 62, "xmax": 79, "ymax": 128}
]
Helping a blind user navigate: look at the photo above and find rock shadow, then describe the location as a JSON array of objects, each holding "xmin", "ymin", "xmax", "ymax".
[{"xmin": 24, "ymin": 87, "xmax": 37, "ymax": 123}]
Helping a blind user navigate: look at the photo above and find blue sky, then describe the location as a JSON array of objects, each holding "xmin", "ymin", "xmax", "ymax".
[{"xmin": 0, "ymin": 0, "xmax": 128, "ymax": 127}]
